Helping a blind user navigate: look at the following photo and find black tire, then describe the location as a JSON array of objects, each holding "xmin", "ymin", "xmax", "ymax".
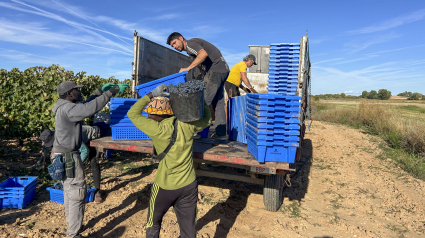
[{"xmin": 263, "ymin": 174, "xmax": 284, "ymax": 212}]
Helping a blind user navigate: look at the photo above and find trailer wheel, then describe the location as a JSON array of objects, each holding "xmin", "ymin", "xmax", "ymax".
[{"xmin": 263, "ymin": 173, "xmax": 284, "ymax": 212}]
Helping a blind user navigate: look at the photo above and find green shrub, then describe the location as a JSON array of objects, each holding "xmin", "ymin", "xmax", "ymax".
[{"xmin": 0, "ymin": 65, "xmax": 131, "ymax": 138}]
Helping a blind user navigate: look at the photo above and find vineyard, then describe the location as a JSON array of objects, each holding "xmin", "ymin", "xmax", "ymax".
[{"xmin": 0, "ymin": 65, "xmax": 130, "ymax": 138}]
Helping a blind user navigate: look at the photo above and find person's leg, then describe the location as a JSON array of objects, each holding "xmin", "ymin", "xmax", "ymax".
[
  {"xmin": 174, "ymin": 180, "xmax": 198, "ymax": 238},
  {"xmin": 63, "ymin": 153, "xmax": 87, "ymax": 238},
  {"xmin": 146, "ymin": 183, "xmax": 178, "ymax": 238},
  {"xmin": 212, "ymin": 72, "xmax": 229, "ymax": 137}
]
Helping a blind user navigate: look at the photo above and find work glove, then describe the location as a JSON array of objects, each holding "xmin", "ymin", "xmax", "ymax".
[
  {"xmin": 152, "ymin": 84, "xmax": 169, "ymax": 97},
  {"xmin": 117, "ymin": 84, "xmax": 130, "ymax": 93},
  {"xmin": 101, "ymin": 83, "xmax": 116, "ymax": 92},
  {"xmin": 108, "ymin": 85, "xmax": 120, "ymax": 96}
]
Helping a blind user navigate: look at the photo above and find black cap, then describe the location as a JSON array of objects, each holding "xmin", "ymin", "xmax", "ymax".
[
  {"xmin": 57, "ymin": 81, "xmax": 83, "ymax": 95},
  {"xmin": 39, "ymin": 129, "xmax": 54, "ymax": 148},
  {"xmin": 247, "ymin": 54, "xmax": 257, "ymax": 65}
]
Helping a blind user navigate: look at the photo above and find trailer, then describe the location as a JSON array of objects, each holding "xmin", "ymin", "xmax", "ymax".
[{"xmin": 90, "ymin": 33, "xmax": 311, "ymax": 212}]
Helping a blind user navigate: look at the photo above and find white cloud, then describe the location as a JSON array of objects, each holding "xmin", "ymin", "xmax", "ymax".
[
  {"xmin": 347, "ymin": 8, "xmax": 425, "ymax": 34},
  {"xmin": 313, "ymin": 58, "xmax": 344, "ymax": 65},
  {"xmin": 344, "ymin": 33, "xmax": 400, "ymax": 53}
]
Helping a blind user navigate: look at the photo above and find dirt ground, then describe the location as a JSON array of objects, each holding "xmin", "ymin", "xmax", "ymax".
[
  {"xmin": 321, "ymin": 100, "xmax": 425, "ymax": 107},
  {"xmin": 1, "ymin": 121, "xmax": 425, "ymax": 237}
]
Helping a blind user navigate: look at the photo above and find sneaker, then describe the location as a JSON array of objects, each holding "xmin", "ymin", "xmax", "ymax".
[
  {"xmin": 210, "ymin": 134, "xmax": 228, "ymax": 140},
  {"xmin": 94, "ymin": 191, "xmax": 103, "ymax": 204}
]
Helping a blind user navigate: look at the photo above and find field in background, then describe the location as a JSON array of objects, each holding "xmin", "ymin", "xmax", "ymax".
[{"xmin": 311, "ymin": 99, "xmax": 425, "ymax": 180}]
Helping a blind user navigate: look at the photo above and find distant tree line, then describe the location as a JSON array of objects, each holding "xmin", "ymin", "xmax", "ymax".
[
  {"xmin": 397, "ymin": 91, "xmax": 425, "ymax": 100},
  {"xmin": 361, "ymin": 89, "xmax": 392, "ymax": 100},
  {"xmin": 313, "ymin": 89, "xmax": 425, "ymax": 101}
]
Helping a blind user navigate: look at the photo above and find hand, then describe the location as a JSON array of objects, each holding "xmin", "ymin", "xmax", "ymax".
[
  {"xmin": 243, "ymin": 87, "xmax": 251, "ymax": 93},
  {"xmin": 179, "ymin": 68, "xmax": 189, "ymax": 73},
  {"xmin": 102, "ymin": 83, "xmax": 116, "ymax": 92},
  {"xmin": 249, "ymin": 87, "xmax": 258, "ymax": 93},
  {"xmin": 152, "ymin": 84, "xmax": 169, "ymax": 97},
  {"xmin": 117, "ymin": 84, "xmax": 129, "ymax": 93},
  {"xmin": 108, "ymin": 85, "xmax": 120, "ymax": 96}
]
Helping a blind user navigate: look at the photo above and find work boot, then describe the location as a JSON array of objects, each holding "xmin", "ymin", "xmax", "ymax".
[{"xmin": 94, "ymin": 190, "xmax": 103, "ymax": 204}]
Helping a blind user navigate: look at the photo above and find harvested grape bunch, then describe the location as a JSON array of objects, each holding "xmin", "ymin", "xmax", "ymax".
[{"xmin": 167, "ymin": 80, "xmax": 206, "ymax": 94}]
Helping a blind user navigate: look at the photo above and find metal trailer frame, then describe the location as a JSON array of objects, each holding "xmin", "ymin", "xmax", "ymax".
[{"xmin": 91, "ymin": 35, "xmax": 310, "ymax": 212}]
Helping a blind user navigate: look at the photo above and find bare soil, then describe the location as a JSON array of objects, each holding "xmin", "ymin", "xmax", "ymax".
[
  {"xmin": 1, "ymin": 121, "xmax": 425, "ymax": 237},
  {"xmin": 321, "ymin": 100, "xmax": 425, "ymax": 107}
]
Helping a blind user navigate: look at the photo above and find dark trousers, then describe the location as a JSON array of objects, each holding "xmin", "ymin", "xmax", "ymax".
[
  {"xmin": 146, "ymin": 180, "xmax": 198, "ymax": 238},
  {"xmin": 89, "ymin": 147, "xmax": 101, "ymax": 191},
  {"xmin": 203, "ymin": 71, "xmax": 229, "ymax": 136},
  {"xmin": 224, "ymin": 81, "xmax": 240, "ymax": 97}
]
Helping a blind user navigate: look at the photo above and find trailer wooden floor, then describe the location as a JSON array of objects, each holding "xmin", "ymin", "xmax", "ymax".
[{"xmin": 90, "ymin": 137, "xmax": 292, "ymax": 171}]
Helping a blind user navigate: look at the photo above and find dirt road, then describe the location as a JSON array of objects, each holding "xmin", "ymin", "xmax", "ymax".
[{"xmin": 1, "ymin": 121, "xmax": 425, "ymax": 237}]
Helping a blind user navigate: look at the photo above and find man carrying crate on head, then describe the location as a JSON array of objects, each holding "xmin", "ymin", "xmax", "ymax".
[
  {"xmin": 167, "ymin": 32, "xmax": 229, "ymax": 140},
  {"xmin": 50, "ymin": 81, "xmax": 128, "ymax": 238},
  {"xmin": 127, "ymin": 84, "xmax": 212, "ymax": 238}
]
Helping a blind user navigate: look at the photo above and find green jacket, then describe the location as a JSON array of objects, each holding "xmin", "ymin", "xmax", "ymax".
[{"xmin": 127, "ymin": 95, "xmax": 212, "ymax": 190}]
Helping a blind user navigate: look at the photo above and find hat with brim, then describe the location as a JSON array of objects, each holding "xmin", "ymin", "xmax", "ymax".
[
  {"xmin": 39, "ymin": 129, "xmax": 54, "ymax": 148},
  {"xmin": 144, "ymin": 97, "xmax": 173, "ymax": 115},
  {"xmin": 57, "ymin": 81, "xmax": 83, "ymax": 95},
  {"xmin": 247, "ymin": 54, "xmax": 257, "ymax": 65}
]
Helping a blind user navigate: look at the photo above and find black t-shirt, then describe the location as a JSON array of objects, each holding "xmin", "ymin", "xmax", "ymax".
[{"xmin": 186, "ymin": 38, "xmax": 229, "ymax": 73}]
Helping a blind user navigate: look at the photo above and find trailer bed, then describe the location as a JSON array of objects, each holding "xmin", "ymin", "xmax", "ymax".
[{"xmin": 90, "ymin": 136, "xmax": 293, "ymax": 172}]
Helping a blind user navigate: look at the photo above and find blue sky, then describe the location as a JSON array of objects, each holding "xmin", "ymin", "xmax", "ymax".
[{"xmin": 0, "ymin": 0, "xmax": 424, "ymax": 95}]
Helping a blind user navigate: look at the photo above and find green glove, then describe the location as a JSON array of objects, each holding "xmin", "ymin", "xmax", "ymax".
[
  {"xmin": 102, "ymin": 83, "xmax": 116, "ymax": 92},
  {"xmin": 117, "ymin": 84, "xmax": 130, "ymax": 93}
]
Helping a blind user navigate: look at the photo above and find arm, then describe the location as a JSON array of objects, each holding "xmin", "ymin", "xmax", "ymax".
[
  {"xmin": 83, "ymin": 88, "xmax": 103, "ymax": 103},
  {"xmin": 65, "ymin": 91, "xmax": 113, "ymax": 122},
  {"xmin": 187, "ymin": 100, "xmax": 212, "ymax": 132},
  {"xmin": 127, "ymin": 94, "xmax": 161, "ymax": 137},
  {"xmin": 240, "ymin": 72, "xmax": 254, "ymax": 89},
  {"xmin": 179, "ymin": 49, "xmax": 208, "ymax": 73}
]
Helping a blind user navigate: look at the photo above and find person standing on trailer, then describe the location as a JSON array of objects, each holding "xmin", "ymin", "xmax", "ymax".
[
  {"xmin": 51, "ymin": 81, "xmax": 128, "ymax": 238},
  {"xmin": 127, "ymin": 84, "xmax": 212, "ymax": 238},
  {"xmin": 225, "ymin": 54, "xmax": 258, "ymax": 97},
  {"xmin": 167, "ymin": 32, "xmax": 229, "ymax": 140}
]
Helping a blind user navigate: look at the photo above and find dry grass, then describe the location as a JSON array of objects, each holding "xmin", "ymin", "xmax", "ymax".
[{"xmin": 312, "ymin": 100, "xmax": 425, "ymax": 179}]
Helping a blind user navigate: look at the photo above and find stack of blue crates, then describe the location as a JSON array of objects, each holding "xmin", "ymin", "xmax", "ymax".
[
  {"xmin": 0, "ymin": 176, "xmax": 38, "ymax": 209},
  {"xmin": 246, "ymin": 94, "xmax": 301, "ymax": 163},
  {"xmin": 268, "ymin": 43, "xmax": 300, "ymax": 95},
  {"xmin": 227, "ymin": 95, "xmax": 247, "ymax": 143},
  {"xmin": 110, "ymin": 98, "xmax": 150, "ymax": 140}
]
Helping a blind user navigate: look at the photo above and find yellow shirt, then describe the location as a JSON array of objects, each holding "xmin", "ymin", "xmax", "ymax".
[{"xmin": 226, "ymin": 61, "xmax": 247, "ymax": 86}]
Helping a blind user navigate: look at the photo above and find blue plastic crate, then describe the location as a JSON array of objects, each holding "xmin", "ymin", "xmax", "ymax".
[
  {"xmin": 227, "ymin": 95, "xmax": 247, "ymax": 143},
  {"xmin": 135, "ymin": 71, "xmax": 187, "ymax": 97},
  {"xmin": 246, "ymin": 117, "xmax": 300, "ymax": 130},
  {"xmin": 0, "ymin": 186, "xmax": 36, "ymax": 209},
  {"xmin": 246, "ymin": 107, "xmax": 299, "ymax": 118},
  {"xmin": 267, "ymin": 82, "xmax": 298, "ymax": 87},
  {"xmin": 246, "ymin": 103, "xmax": 300, "ymax": 113},
  {"xmin": 269, "ymin": 59, "xmax": 299, "ymax": 63},
  {"xmin": 246, "ymin": 113, "xmax": 300, "ymax": 124},
  {"xmin": 270, "ymin": 53, "xmax": 300, "ymax": 57},
  {"xmin": 269, "ymin": 55, "xmax": 300, "ymax": 60},
  {"xmin": 247, "ymin": 139, "xmax": 297, "ymax": 163},
  {"xmin": 247, "ymin": 93, "xmax": 301, "ymax": 100},
  {"xmin": 268, "ymin": 71, "xmax": 298, "ymax": 76},
  {"xmin": 271, "ymin": 43, "xmax": 300, "ymax": 46},
  {"xmin": 268, "ymin": 80, "xmax": 299, "ymax": 85},
  {"xmin": 269, "ymin": 63, "xmax": 299, "ymax": 67},
  {"xmin": 268, "ymin": 75, "xmax": 299, "ymax": 80},
  {"xmin": 269, "ymin": 46, "xmax": 300, "ymax": 50},
  {"xmin": 112, "ymin": 126, "xmax": 150, "ymax": 140},
  {"xmin": 46, "ymin": 185, "xmax": 96, "ymax": 204},
  {"xmin": 246, "ymin": 123, "xmax": 300, "ymax": 136},
  {"xmin": 245, "ymin": 126, "xmax": 299, "ymax": 143},
  {"xmin": 267, "ymin": 91, "xmax": 297, "ymax": 95},
  {"xmin": 247, "ymin": 97, "xmax": 301, "ymax": 106},
  {"xmin": 0, "ymin": 177, "xmax": 38, "ymax": 194},
  {"xmin": 200, "ymin": 124, "xmax": 212, "ymax": 138}
]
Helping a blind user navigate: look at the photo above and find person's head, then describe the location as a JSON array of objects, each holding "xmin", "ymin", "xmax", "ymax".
[
  {"xmin": 57, "ymin": 81, "xmax": 83, "ymax": 102},
  {"xmin": 39, "ymin": 129, "xmax": 54, "ymax": 148},
  {"xmin": 167, "ymin": 32, "xmax": 186, "ymax": 52},
  {"xmin": 144, "ymin": 97, "xmax": 174, "ymax": 122},
  {"xmin": 243, "ymin": 54, "xmax": 257, "ymax": 68}
]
